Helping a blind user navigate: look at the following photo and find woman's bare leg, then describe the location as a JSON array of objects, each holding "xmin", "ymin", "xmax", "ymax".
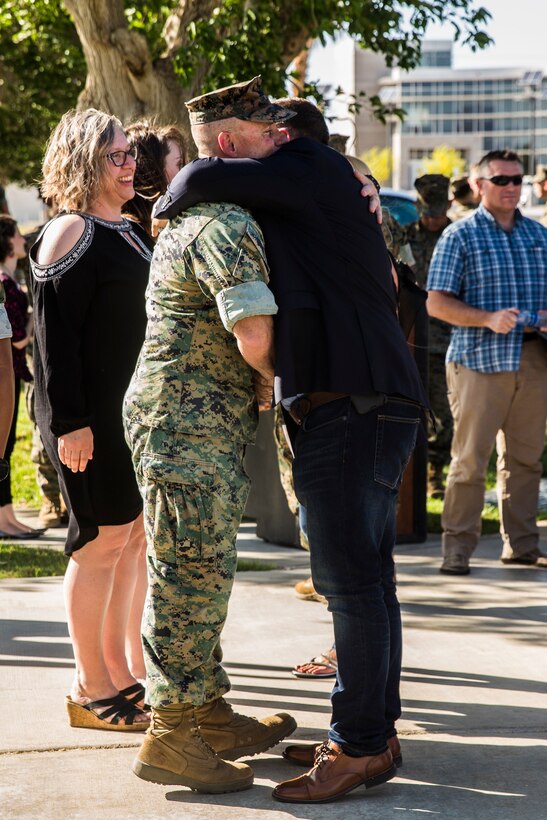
[
  {"xmin": 64, "ymin": 520, "xmax": 148, "ymax": 724},
  {"xmin": 103, "ymin": 513, "xmax": 147, "ymax": 701},
  {"xmin": 125, "ymin": 514, "xmax": 148, "ymax": 681}
]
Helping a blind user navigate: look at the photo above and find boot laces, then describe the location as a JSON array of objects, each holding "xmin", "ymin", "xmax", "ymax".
[
  {"xmin": 315, "ymin": 741, "xmax": 335, "ymax": 768},
  {"xmin": 189, "ymin": 725, "xmax": 217, "ymax": 758}
]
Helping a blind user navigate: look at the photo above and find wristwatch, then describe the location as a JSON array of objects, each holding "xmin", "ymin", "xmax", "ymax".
[
  {"xmin": 366, "ymin": 174, "xmax": 381, "ymax": 193},
  {"xmin": 0, "ymin": 457, "xmax": 9, "ymax": 482}
]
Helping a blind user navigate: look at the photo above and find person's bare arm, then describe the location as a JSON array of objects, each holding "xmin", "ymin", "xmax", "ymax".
[
  {"xmin": 0, "ymin": 338, "xmax": 14, "ymax": 458},
  {"xmin": 427, "ymin": 290, "xmax": 519, "ymax": 334},
  {"xmin": 36, "ymin": 213, "xmax": 95, "ymax": 471},
  {"xmin": 233, "ymin": 314, "xmax": 275, "ymax": 410}
]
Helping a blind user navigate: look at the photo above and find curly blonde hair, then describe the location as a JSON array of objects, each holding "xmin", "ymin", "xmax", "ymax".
[{"xmin": 41, "ymin": 108, "xmax": 123, "ymax": 212}]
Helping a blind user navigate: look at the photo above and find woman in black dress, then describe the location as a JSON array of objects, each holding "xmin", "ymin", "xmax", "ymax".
[{"xmin": 31, "ymin": 109, "xmax": 154, "ymax": 731}]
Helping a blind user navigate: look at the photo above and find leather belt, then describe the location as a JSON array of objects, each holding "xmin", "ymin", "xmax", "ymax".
[{"xmin": 289, "ymin": 392, "xmax": 349, "ymax": 425}]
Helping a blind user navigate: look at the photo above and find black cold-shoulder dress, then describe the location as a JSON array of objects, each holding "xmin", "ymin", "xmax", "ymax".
[{"xmin": 30, "ymin": 214, "xmax": 154, "ymax": 555}]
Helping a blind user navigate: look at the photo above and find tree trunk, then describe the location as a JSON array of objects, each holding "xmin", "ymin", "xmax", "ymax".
[
  {"xmin": 62, "ymin": 0, "xmax": 208, "ymax": 149},
  {"xmin": 289, "ymin": 39, "xmax": 314, "ymax": 96}
]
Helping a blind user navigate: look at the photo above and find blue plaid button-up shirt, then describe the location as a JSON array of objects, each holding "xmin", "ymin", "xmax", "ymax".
[{"xmin": 427, "ymin": 204, "xmax": 547, "ymax": 373}]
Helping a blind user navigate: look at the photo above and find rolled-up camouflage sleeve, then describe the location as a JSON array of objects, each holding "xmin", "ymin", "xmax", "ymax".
[
  {"xmin": 194, "ymin": 207, "xmax": 278, "ymax": 333},
  {"xmin": 216, "ymin": 280, "xmax": 277, "ymax": 333}
]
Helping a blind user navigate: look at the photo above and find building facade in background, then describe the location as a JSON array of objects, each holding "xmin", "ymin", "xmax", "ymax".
[{"xmin": 315, "ymin": 39, "xmax": 547, "ymax": 190}]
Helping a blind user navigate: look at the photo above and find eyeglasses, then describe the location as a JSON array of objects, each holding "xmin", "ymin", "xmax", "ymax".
[
  {"xmin": 105, "ymin": 146, "xmax": 138, "ymax": 167},
  {"xmin": 479, "ymin": 175, "xmax": 523, "ymax": 187}
]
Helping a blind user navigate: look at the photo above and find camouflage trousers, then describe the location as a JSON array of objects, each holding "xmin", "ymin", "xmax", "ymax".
[
  {"xmin": 273, "ymin": 406, "xmax": 309, "ymax": 550},
  {"xmin": 125, "ymin": 422, "xmax": 251, "ymax": 708},
  {"xmin": 428, "ymin": 350, "xmax": 453, "ymax": 473}
]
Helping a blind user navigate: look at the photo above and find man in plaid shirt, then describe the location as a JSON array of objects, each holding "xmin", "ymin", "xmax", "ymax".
[{"xmin": 427, "ymin": 149, "xmax": 547, "ymax": 575}]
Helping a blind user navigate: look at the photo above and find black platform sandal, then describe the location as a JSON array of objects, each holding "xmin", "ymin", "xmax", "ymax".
[
  {"xmin": 65, "ymin": 693, "xmax": 150, "ymax": 731},
  {"xmin": 120, "ymin": 682, "xmax": 150, "ymax": 711}
]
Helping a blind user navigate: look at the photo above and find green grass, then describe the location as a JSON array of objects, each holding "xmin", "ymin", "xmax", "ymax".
[
  {"xmin": 0, "ymin": 544, "xmax": 68, "ymax": 579},
  {"xmin": 11, "ymin": 389, "xmax": 41, "ymax": 509},
  {"xmin": 0, "ymin": 544, "xmax": 276, "ymax": 579},
  {"xmin": 236, "ymin": 558, "xmax": 277, "ymax": 572}
]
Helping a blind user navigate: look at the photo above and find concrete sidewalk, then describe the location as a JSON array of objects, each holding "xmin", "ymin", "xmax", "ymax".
[{"xmin": 1, "ymin": 521, "xmax": 546, "ymax": 819}]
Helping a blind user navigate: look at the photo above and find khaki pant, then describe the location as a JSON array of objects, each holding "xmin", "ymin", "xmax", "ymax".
[{"xmin": 442, "ymin": 339, "xmax": 547, "ymax": 560}]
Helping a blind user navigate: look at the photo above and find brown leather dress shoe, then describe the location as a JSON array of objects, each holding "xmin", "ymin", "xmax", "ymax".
[
  {"xmin": 283, "ymin": 734, "xmax": 402, "ymax": 768},
  {"xmin": 273, "ymin": 740, "xmax": 396, "ymax": 804}
]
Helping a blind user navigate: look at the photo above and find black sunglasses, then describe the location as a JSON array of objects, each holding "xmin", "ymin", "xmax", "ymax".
[
  {"xmin": 479, "ymin": 174, "xmax": 523, "ymax": 187},
  {"xmin": 105, "ymin": 146, "xmax": 138, "ymax": 167}
]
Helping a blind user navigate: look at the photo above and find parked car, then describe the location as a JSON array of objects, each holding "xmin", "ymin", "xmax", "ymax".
[{"xmin": 380, "ymin": 188, "xmax": 418, "ymax": 226}]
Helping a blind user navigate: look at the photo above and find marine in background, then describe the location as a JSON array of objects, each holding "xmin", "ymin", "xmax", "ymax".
[{"xmin": 405, "ymin": 174, "xmax": 452, "ymax": 497}]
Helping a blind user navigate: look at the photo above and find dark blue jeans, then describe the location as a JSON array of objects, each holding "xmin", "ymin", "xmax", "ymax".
[{"xmin": 293, "ymin": 396, "xmax": 420, "ymax": 756}]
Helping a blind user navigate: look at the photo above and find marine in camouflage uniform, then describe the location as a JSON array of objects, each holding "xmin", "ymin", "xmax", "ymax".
[
  {"xmin": 405, "ymin": 174, "xmax": 452, "ymax": 496},
  {"xmin": 123, "ymin": 202, "xmax": 278, "ymax": 708},
  {"xmin": 447, "ymin": 176, "xmax": 480, "ymax": 223}
]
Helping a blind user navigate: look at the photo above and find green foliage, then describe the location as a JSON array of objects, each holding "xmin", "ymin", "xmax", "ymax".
[
  {"xmin": 0, "ymin": 0, "xmax": 492, "ymax": 184},
  {"xmin": 0, "ymin": 543, "xmax": 68, "ymax": 578},
  {"xmin": 0, "ymin": 1, "xmax": 86, "ymax": 183},
  {"xmin": 420, "ymin": 145, "xmax": 467, "ymax": 178}
]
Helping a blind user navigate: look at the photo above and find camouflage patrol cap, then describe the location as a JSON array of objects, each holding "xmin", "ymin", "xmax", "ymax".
[
  {"xmin": 451, "ymin": 176, "xmax": 472, "ymax": 200},
  {"xmin": 186, "ymin": 76, "xmax": 296, "ymax": 125},
  {"xmin": 414, "ymin": 174, "xmax": 450, "ymax": 216},
  {"xmin": 533, "ymin": 164, "xmax": 547, "ymax": 184}
]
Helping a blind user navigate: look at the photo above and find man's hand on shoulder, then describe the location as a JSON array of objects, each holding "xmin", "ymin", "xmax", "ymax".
[{"xmin": 352, "ymin": 169, "xmax": 382, "ymax": 224}]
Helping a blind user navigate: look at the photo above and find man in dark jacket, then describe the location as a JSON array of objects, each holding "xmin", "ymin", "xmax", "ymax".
[{"xmin": 155, "ymin": 77, "xmax": 427, "ymax": 805}]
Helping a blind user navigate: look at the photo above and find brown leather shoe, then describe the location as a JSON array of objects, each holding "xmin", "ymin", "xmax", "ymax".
[
  {"xmin": 273, "ymin": 740, "xmax": 396, "ymax": 804},
  {"xmin": 283, "ymin": 734, "xmax": 402, "ymax": 768}
]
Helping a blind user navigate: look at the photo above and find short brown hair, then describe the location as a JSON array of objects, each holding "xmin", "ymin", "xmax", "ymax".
[
  {"xmin": 274, "ymin": 98, "xmax": 330, "ymax": 145},
  {"xmin": 478, "ymin": 150, "xmax": 523, "ymax": 176}
]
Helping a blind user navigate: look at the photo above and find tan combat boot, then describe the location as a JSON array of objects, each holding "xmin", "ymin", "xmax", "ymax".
[
  {"xmin": 37, "ymin": 500, "xmax": 61, "ymax": 529},
  {"xmin": 196, "ymin": 696, "xmax": 297, "ymax": 760},
  {"xmin": 132, "ymin": 704, "xmax": 253, "ymax": 793}
]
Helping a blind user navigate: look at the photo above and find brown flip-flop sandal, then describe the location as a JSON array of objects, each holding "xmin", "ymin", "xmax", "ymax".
[{"xmin": 292, "ymin": 653, "xmax": 338, "ymax": 678}]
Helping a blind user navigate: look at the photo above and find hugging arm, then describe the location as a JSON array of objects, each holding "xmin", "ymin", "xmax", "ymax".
[{"xmin": 154, "ymin": 157, "xmax": 306, "ymax": 221}]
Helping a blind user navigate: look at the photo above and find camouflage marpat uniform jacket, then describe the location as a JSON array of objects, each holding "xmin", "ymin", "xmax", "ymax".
[
  {"xmin": 405, "ymin": 219, "xmax": 452, "ymax": 355},
  {"xmin": 124, "ymin": 202, "xmax": 277, "ymax": 443}
]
